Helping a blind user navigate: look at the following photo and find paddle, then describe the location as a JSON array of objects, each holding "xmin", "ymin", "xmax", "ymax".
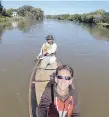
[
  {"xmin": 34, "ymin": 54, "xmax": 44, "ymax": 63},
  {"xmin": 34, "ymin": 52, "xmax": 55, "ymax": 62},
  {"xmin": 32, "ymin": 80, "xmax": 50, "ymax": 84}
]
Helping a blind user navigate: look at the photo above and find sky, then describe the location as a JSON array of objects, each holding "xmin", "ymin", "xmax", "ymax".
[{"xmin": 1, "ymin": 1, "xmax": 109, "ymax": 15}]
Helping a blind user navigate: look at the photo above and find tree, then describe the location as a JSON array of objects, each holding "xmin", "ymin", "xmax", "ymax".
[
  {"xmin": 17, "ymin": 5, "xmax": 44, "ymax": 20},
  {"xmin": 102, "ymin": 12, "xmax": 109, "ymax": 23},
  {"xmin": 6, "ymin": 8, "xmax": 13, "ymax": 16},
  {"xmin": 18, "ymin": 5, "xmax": 33, "ymax": 17},
  {"xmin": 0, "ymin": 1, "xmax": 3, "ymax": 15},
  {"xmin": 6, "ymin": 8, "xmax": 18, "ymax": 17},
  {"xmin": 2, "ymin": 8, "xmax": 7, "ymax": 16}
]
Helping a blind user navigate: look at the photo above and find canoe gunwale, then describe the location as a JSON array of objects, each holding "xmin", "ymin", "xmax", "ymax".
[
  {"xmin": 29, "ymin": 59, "xmax": 61, "ymax": 117},
  {"xmin": 29, "ymin": 59, "xmax": 41, "ymax": 117},
  {"xmin": 36, "ymin": 68, "xmax": 56, "ymax": 70}
]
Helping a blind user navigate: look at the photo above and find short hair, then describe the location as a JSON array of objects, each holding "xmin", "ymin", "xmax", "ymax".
[{"xmin": 56, "ymin": 65, "xmax": 74, "ymax": 77}]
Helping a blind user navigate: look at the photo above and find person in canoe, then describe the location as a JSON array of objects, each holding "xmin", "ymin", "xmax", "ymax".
[
  {"xmin": 37, "ymin": 35, "xmax": 57, "ymax": 69},
  {"xmin": 37, "ymin": 65, "xmax": 80, "ymax": 117}
]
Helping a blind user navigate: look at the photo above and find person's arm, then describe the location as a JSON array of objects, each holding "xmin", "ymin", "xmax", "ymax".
[
  {"xmin": 37, "ymin": 44, "xmax": 44, "ymax": 58},
  {"xmin": 37, "ymin": 87, "xmax": 51, "ymax": 117},
  {"xmin": 71, "ymin": 89, "xmax": 80, "ymax": 117}
]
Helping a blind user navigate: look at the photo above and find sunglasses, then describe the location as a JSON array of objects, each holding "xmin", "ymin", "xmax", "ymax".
[{"xmin": 57, "ymin": 75, "xmax": 71, "ymax": 80}]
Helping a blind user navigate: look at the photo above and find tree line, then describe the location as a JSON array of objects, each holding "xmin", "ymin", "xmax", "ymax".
[
  {"xmin": 0, "ymin": 5, "xmax": 44, "ymax": 20},
  {"xmin": 0, "ymin": 1, "xmax": 3, "ymax": 15},
  {"xmin": 45, "ymin": 9, "xmax": 109, "ymax": 24}
]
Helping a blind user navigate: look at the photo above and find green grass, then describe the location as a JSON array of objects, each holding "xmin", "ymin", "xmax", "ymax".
[
  {"xmin": 0, "ymin": 16, "xmax": 9, "ymax": 22},
  {"xmin": 97, "ymin": 23, "xmax": 109, "ymax": 28}
]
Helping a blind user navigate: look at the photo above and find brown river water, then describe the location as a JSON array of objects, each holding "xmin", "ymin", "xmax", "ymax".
[{"xmin": 0, "ymin": 19, "xmax": 109, "ymax": 117}]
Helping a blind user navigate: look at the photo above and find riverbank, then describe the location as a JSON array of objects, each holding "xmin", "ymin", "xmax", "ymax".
[
  {"xmin": 0, "ymin": 16, "xmax": 9, "ymax": 22},
  {"xmin": 0, "ymin": 16, "xmax": 25, "ymax": 26},
  {"xmin": 45, "ymin": 9, "xmax": 109, "ymax": 29},
  {"xmin": 97, "ymin": 23, "xmax": 109, "ymax": 28},
  {"xmin": 10, "ymin": 16, "xmax": 25, "ymax": 21},
  {"xmin": 0, "ymin": 16, "xmax": 10, "ymax": 27}
]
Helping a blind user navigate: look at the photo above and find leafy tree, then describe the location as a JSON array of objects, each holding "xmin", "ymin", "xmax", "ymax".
[
  {"xmin": 17, "ymin": 5, "xmax": 44, "ymax": 20},
  {"xmin": 18, "ymin": 5, "xmax": 33, "ymax": 17},
  {"xmin": 6, "ymin": 8, "xmax": 13, "ymax": 16},
  {"xmin": 0, "ymin": 1, "xmax": 3, "ymax": 15}
]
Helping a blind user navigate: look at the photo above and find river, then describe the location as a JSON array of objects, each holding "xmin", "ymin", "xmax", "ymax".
[{"xmin": 0, "ymin": 19, "xmax": 109, "ymax": 117}]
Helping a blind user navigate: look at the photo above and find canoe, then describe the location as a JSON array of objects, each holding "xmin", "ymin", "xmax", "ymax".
[{"xmin": 29, "ymin": 59, "xmax": 61, "ymax": 117}]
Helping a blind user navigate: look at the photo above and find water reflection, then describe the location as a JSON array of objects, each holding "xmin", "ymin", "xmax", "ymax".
[
  {"xmin": 17, "ymin": 20, "xmax": 43, "ymax": 33},
  {"xmin": 0, "ymin": 25, "xmax": 4, "ymax": 41},
  {"xmin": 12, "ymin": 21, "xmax": 18, "ymax": 28},
  {"xmin": 0, "ymin": 20, "xmax": 43, "ymax": 42},
  {"xmin": 0, "ymin": 23, "xmax": 13, "ymax": 43},
  {"xmin": 82, "ymin": 23, "xmax": 109, "ymax": 42}
]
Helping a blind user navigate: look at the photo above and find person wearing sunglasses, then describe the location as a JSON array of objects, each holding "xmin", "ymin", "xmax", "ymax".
[
  {"xmin": 37, "ymin": 65, "xmax": 80, "ymax": 117},
  {"xmin": 37, "ymin": 35, "xmax": 57, "ymax": 69}
]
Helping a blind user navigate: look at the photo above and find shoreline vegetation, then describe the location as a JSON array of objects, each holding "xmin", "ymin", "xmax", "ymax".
[
  {"xmin": 0, "ymin": 5, "xmax": 44, "ymax": 26},
  {"xmin": 45, "ymin": 9, "xmax": 109, "ymax": 28},
  {"xmin": 0, "ymin": 4, "xmax": 109, "ymax": 29}
]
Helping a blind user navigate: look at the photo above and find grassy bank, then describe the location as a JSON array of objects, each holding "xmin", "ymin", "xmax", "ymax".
[
  {"xmin": 0, "ymin": 16, "xmax": 26, "ymax": 27},
  {"xmin": 10, "ymin": 16, "xmax": 25, "ymax": 21},
  {"xmin": 0, "ymin": 16, "xmax": 9, "ymax": 22},
  {"xmin": 97, "ymin": 23, "xmax": 109, "ymax": 28},
  {"xmin": 46, "ymin": 9, "xmax": 109, "ymax": 29}
]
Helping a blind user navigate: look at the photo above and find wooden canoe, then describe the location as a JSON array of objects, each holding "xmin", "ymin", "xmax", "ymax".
[{"xmin": 29, "ymin": 59, "xmax": 61, "ymax": 117}]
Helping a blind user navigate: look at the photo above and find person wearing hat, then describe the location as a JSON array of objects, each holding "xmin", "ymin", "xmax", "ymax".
[{"xmin": 37, "ymin": 35, "xmax": 57, "ymax": 69}]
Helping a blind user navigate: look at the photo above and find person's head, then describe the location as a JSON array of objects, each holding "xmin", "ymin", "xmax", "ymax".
[
  {"xmin": 45, "ymin": 35, "xmax": 54, "ymax": 44},
  {"xmin": 55, "ymin": 65, "xmax": 74, "ymax": 92}
]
